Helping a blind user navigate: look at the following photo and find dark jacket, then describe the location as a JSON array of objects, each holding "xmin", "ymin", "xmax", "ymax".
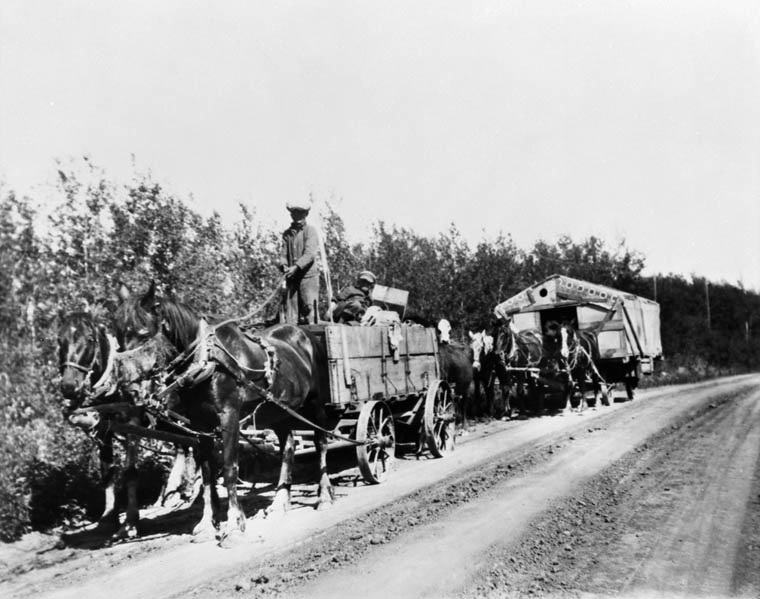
[
  {"xmin": 280, "ymin": 222, "xmax": 319, "ymax": 279},
  {"xmin": 333, "ymin": 285, "xmax": 371, "ymax": 322}
]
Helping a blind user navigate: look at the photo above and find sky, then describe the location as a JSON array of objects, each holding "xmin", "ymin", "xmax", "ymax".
[{"xmin": 1, "ymin": 1, "xmax": 759, "ymax": 289}]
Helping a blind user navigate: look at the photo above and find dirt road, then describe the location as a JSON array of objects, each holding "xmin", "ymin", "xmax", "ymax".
[{"xmin": 2, "ymin": 375, "xmax": 759, "ymax": 599}]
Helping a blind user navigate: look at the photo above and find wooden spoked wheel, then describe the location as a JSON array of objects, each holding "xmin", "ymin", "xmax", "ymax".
[
  {"xmin": 424, "ymin": 380, "xmax": 456, "ymax": 458},
  {"xmin": 356, "ymin": 400, "xmax": 396, "ymax": 484}
]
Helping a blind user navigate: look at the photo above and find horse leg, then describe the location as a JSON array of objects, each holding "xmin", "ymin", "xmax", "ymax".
[
  {"xmin": 500, "ymin": 376, "xmax": 511, "ymax": 420},
  {"xmin": 473, "ymin": 376, "xmax": 482, "ymax": 420},
  {"xmin": 217, "ymin": 407, "xmax": 246, "ymax": 541},
  {"xmin": 113, "ymin": 431, "xmax": 139, "ymax": 540},
  {"xmin": 192, "ymin": 438, "xmax": 220, "ymax": 538},
  {"xmin": 562, "ymin": 372, "xmax": 573, "ymax": 416},
  {"xmin": 160, "ymin": 445, "xmax": 200, "ymax": 509},
  {"xmin": 96, "ymin": 430, "xmax": 120, "ymax": 533},
  {"xmin": 589, "ymin": 368, "xmax": 600, "ymax": 410},
  {"xmin": 578, "ymin": 378, "xmax": 588, "ymax": 412},
  {"xmin": 313, "ymin": 428, "xmax": 335, "ymax": 510},
  {"xmin": 267, "ymin": 428, "xmax": 295, "ymax": 516}
]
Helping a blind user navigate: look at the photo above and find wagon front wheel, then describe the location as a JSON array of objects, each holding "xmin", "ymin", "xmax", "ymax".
[
  {"xmin": 424, "ymin": 380, "xmax": 456, "ymax": 458},
  {"xmin": 356, "ymin": 400, "xmax": 395, "ymax": 484}
]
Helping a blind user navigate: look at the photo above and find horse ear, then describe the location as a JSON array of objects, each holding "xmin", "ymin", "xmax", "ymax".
[{"xmin": 468, "ymin": 331, "xmax": 475, "ymax": 340}]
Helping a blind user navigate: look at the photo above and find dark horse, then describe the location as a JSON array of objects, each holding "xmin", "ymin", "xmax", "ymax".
[
  {"xmin": 468, "ymin": 330, "xmax": 497, "ymax": 417},
  {"xmin": 57, "ymin": 312, "xmax": 129, "ymax": 536},
  {"xmin": 436, "ymin": 320, "xmax": 474, "ymax": 430},
  {"xmin": 545, "ymin": 321, "xmax": 608, "ymax": 412},
  {"xmin": 114, "ymin": 283, "xmax": 334, "ymax": 542},
  {"xmin": 489, "ymin": 318, "xmax": 545, "ymax": 417},
  {"xmin": 58, "ymin": 312, "xmax": 198, "ymax": 540}
]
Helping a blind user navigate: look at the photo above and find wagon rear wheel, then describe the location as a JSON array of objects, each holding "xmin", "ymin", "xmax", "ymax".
[
  {"xmin": 424, "ymin": 380, "xmax": 456, "ymax": 458},
  {"xmin": 356, "ymin": 400, "xmax": 395, "ymax": 484}
]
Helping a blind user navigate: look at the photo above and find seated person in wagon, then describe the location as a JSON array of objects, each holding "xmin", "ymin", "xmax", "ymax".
[{"xmin": 331, "ymin": 270, "xmax": 376, "ymax": 324}]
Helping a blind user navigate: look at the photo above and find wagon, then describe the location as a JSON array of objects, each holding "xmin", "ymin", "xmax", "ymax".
[
  {"xmin": 495, "ymin": 275, "xmax": 663, "ymax": 403},
  {"xmin": 240, "ymin": 289, "xmax": 456, "ymax": 484}
]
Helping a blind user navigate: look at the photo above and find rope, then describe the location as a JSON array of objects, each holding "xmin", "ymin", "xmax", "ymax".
[{"xmin": 213, "ymin": 275, "xmax": 287, "ymax": 329}]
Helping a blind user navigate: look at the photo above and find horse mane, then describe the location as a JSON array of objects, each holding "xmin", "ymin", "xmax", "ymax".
[
  {"xmin": 116, "ymin": 292, "xmax": 201, "ymax": 352},
  {"xmin": 57, "ymin": 311, "xmax": 93, "ymax": 338},
  {"xmin": 157, "ymin": 299, "xmax": 201, "ymax": 351}
]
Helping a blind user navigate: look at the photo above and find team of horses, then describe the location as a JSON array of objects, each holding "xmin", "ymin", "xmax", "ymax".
[
  {"xmin": 466, "ymin": 316, "xmax": 609, "ymax": 419},
  {"xmin": 57, "ymin": 286, "xmax": 607, "ymax": 544}
]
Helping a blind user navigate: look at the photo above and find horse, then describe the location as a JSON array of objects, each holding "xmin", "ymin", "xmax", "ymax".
[
  {"xmin": 436, "ymin": 320, "xmax": 473, "ymax": 430},
  {"xmin": 58, "ymin": 312, "xmax": 199, "ymax": 540},
  {"xmin": 57, "ymin": 312, "xmax": 132, "ymax": 537},
  {"xmin": 544, "ymin": 321, "xmax": 608, "ymax": 413},
  {"xmin": 490, "ymin": 318, "xmax": 545, "ymax": 417},
  {"xmin": 113, "ymin": 282, "xmax": 334, "ymax": 543},
  {"xmin": 468, "ymin": 330, "xmax": 498, "ymax": 417}
]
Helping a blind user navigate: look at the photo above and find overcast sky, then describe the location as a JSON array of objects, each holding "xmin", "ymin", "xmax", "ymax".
[{"xmin": 1, "ymin": 1, "xmax": 759, "ymax": 289}]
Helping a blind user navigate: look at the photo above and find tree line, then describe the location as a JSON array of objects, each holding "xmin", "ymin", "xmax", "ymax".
[{"xmin": 1, "ymin": 160, "xmax": 759, "ymax": 540}]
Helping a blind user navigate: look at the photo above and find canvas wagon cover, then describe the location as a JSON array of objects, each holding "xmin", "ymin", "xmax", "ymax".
[
  {"xmin": 317, "ymin": 324, "xmax": 439, "ymax": 405},
  {"xmin": 495, "ymin": 275, "xmax": 663, "ymax": 361}
]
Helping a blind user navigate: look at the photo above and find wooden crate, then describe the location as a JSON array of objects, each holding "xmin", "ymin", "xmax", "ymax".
[{"xmin": 370, "ymin": 285, "xmax": 409, "ymax": 319}]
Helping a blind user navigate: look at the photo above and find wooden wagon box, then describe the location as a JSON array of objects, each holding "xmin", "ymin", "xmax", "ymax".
[{"xmin": 307, "ymin": 324, "xmax": 439, "ymax": 406}]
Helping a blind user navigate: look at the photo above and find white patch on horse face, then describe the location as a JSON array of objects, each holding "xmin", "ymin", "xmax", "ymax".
[
  {"xmin": 437, "ymin": 319, "xmax": 451, "ymax": 343},
  {"xmin": 560, "ymin": 327, "xmax": 569, "ymax": 359}
]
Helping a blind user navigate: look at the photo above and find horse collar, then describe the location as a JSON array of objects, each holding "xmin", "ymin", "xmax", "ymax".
[{"xmin": 90, "ymin": 333, "xmax": 118, "ymax": 398}]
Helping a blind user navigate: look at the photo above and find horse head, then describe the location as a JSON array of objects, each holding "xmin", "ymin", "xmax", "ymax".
[
  {"xmin": 542, "ymin": 320, "xmax": 565, "ymax": 358},
  {"xmin": 468, "ymin": 330, "xmax": 493, "ymax": 373},
  {"xmin": 437, "ymin": 319, "xmax": 452, "ymax": 344},
  {"xmin": 114, "ymin": 281, "xmax": 200, "ymax": 352},
  {"xmin": 57, "ymin": 312, "xmax": 116, "ymax": 413}
]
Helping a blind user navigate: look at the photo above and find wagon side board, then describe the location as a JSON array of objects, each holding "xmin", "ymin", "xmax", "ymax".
[{"xmin": 319, "ymin": 324, "xmax": 439, "ymax": 405}]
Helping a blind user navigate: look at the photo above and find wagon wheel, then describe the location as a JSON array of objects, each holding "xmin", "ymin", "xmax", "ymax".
[
  {"xmin": 423, "ymin": 380, "xmax": 456, "ymax": 458},
  {"xmin": 356, "ymin": 400, "xmax": 395, "ymax": 484}
]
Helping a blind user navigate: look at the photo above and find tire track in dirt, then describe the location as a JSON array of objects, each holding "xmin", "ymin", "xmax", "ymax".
[
  {"xmin": 462, "ymin": 383, "xmax": 760, "ymax": 598},
  {"xmin": 276, "ymin": 378, "xmax": 760, "ymax": 599},
  {"xmin": 2, "ymin": 376, "xmax": 757, "ymax": 599}
]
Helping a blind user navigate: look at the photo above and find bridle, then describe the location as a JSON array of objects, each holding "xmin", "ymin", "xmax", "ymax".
[{"xmin": 61, "ymin": 327, "xmax": 118, "ymax": 400}]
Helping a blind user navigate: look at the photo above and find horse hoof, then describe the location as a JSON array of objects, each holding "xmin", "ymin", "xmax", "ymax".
[
  {"xmin": 94, "ymin": 515, "xmax": 120, "ymax": 535},
  {"xmin": 264, "ymin": 506, "xmax": 287, "ymax": 520},
  {"xmin": 112, "ymin": 524, "xmax": 138, "ymax": 542},
  {"xmin": 191, "ymin": 520, "xmax": 218, "ymax": 540}
]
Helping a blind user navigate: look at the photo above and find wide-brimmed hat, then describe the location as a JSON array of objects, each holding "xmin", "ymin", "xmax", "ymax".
[
  {"xmin": 357, "ymin": 270, "xmax": 376, "ymax": 285},
  {"xmin": 286, "ymin": 200, "xmax": 311, "ymax": 212}
]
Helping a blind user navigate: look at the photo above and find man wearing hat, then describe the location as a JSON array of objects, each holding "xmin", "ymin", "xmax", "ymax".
[
  {"xmin": 279, "ymin": 200, "xmax": 320, "ymax": 324},
  {"xmin": 332, "ymin": 270, "xmax": 377, "ymax": 324}
]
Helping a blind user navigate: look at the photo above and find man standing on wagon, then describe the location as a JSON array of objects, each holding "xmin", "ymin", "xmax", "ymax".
[{"xmin": 279, "ymin": 200, "xmax": 320, "ymax": 324}]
